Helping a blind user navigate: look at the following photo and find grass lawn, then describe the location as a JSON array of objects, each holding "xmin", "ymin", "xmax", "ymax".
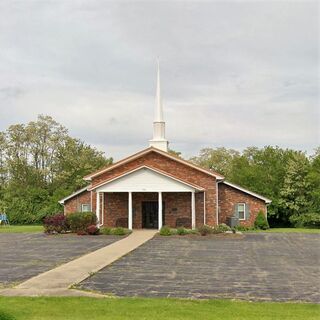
[
  {"xmin": 0, "ymin": 225, "xmax": 43, "ymax": 233},
  {"xmin": 245, "ymin": 228, "xmax": 320, "ymax": 234},
  {"xmin": 0, "ymin": 297, "xmax": 319, "ymax": 320}
]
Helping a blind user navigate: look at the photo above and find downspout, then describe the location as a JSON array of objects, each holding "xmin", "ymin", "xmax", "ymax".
[
  {"xmin": 203, "ymin": 191, "xmax": 206, "ymax": 225},
  {"xmin": 90, "ymin": 191, "xmax": 93, "ymax": 212}
]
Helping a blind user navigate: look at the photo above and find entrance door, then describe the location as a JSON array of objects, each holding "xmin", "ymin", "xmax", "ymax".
[{"xmin": 142, "ymin": 201, "xmax": 165, "ymax": 229}]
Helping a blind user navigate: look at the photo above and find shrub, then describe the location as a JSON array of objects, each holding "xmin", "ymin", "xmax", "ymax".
[
  {"xmin": 112, "ymin": 227, "xmax": 128, "ymax": 236},
  {"xmin": 215, "ymin": 223, "xmax": 231, "ymax": 233},
  {"xmin": 254, "ymin": 211, "xmax": 269, "ymax": 230},
  {"xmin": 289, "ymin": 213, "xmax": 320, "ymax": 228},
  {"xmin": 87, "ymin": 224, "xmax": 100, "ymax": 235},
  {"xmin": 176, "ymin": 227, "xmax": 188, "ymax": 235},
  {"xmin": 99, "ymin": 227, "xmax": 131, "ymax": 235},
  {"xmin": 100, "ymin": 227, "xmax": 112, "ymax": 235},
  {"xmin": 235, "ymin": 225, "xmax": 254, "ymax": 231},
  {"xmin": 66, "ymin": 212, "xmax": 97, "ymax": 233},
  {"xmin": 159, "ymin": 225, "xmax": 172, "ymax": 236},
  {"xmin": 43, "ymin": 213, "xmax": 68, "ymax": 234},
  {"xmin": 198, "ymin": 225, "xmax": 213, "ymax": 236}
]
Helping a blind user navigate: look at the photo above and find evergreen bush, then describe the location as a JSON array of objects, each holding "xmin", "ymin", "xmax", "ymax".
[
  {"xmin": 159, "ymin": 226, "xmax": 172, "ymax": 236},
  {"xmin": 66, "ymin": 212, "xmax": 97, "ymax": 233},
  {"xmin": 176, "ymin": 227, "xmax": 188, "ymax": 235},
  {"xmin": 198, "ymin": 225, "xmax": 213, "ymax": 236},
  {"xmin": 254, "ymin": 211, "xmax": 269, "ymax": 230}
]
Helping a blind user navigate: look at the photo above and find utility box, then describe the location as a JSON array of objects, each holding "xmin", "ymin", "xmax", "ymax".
[{"xmin": 227, "ymin": 216, "xmax": 239, "ymax": 228}]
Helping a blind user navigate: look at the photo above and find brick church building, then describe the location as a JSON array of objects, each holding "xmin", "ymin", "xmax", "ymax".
[{"xmin": 60, "ymin": 64, "xmax": 270, "ymax": 230}]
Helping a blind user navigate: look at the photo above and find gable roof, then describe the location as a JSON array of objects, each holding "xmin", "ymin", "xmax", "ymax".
[
  {"xmin": 221, "ymin": 181, "xmax": 272, "ymax": 204},
  {"xmin": 84, "ymin": 146, "xmax": 224, "ymax": 181},
  {"xmin": 58, "ymin": 186, "xmax": 89, "ymax": 204},
  {"xmin": 88, "ymin": 165, "xmax": 205, "ymax": 192}
]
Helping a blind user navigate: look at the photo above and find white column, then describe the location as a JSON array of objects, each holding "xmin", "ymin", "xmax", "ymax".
[
  {"xmin": 128, "ymin": 192, "xmax": 133, "ymax": 230},
  {"xmin": 101, "ymin": 192, "xmax": 104, "ymax": 226},
  {"xmin": 191, "ymin": 191, "xmax": 196, "ymax": 229},
  {"xmin": 203, "ymin": 191, "xmax": 206, "ymax": 225},
  {"xmin": 158, "ymin": 191, "xmax": 163, "ymax": 230},
  {"xmin": 96, "ymin": 192, "xmax": 100, "ymax": 225}
]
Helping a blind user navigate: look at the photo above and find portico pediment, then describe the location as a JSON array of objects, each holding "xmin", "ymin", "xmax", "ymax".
[{"xmin": 94, "ymin": 166, "xmax": 203, "ymax": 193}]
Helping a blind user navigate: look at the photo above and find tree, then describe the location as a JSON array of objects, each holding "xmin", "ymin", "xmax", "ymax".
[
  {"xmin": 228, "ymin": 146, "xmax": 295, "ymax": 223},
  {"xmin": 190, "ymin": 145, "xmax": 320, "ymax": 227},
  {"xmin": 190, "ymin": 147, "xmax": 240, "ymax": 176},
  {"xmin": 278, "ymin": 152, "xmax": 311, "ymax": 224},
  {"xmin": 307, "ymin": 148, "xmax": 320, "ymax": 213},
  {"xmin": 168, "ymin": 148, "xmax": 182, "ymax": 158},
  {"xmin": 0, "ymin": 115, "xmax": 113, "ymax": 223}
]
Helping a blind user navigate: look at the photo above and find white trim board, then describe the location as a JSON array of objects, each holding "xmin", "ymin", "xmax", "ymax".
[
  {"xmin": 59, "ymin": 187, "xmax": 89, "ymax": 204},
  {"xmin": 222, "ymin": 181, "xmax": 271, "ymax": 204}
]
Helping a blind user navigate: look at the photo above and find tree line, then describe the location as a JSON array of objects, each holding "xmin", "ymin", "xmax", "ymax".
[
  {"xmin": 0, "ymin": 115, "xmax": 319, "ymax": 227},
  {"xmin": 190, "ymin": 147, "xmax": 320, "ymax": 227},
  {"xmin": 0, "ymin": 115, "xmax": 112, "ymax": 223}
]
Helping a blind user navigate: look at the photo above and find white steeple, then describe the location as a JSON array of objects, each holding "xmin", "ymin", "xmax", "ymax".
[{"xmin": 149, "ymin": 60, "xmax": 169, "ymax": 152}]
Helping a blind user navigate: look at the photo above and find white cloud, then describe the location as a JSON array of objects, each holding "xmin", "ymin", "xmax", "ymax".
[{"xmin": 0, "ymin": 0, "xmax": 318, "ymax": 160}]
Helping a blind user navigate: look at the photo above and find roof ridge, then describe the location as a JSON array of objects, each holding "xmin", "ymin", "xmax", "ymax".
[{"xmin": 84, "ymin": 147, "xmax": 224, "ymax": 181}]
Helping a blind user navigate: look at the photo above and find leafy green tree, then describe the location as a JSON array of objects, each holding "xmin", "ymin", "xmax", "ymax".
[
  {"xmin": 307, "ymin": 148, "xmax": 320, "ymax": 213},
  {"xmin": 276, "ymin": 152, "xmax": 311, "ymax": 224},
  {"xmin": 0, "ymin": 115, "xmax": 113, "ymax": 223},
  {"xmin": 229, "ymin": 146, "xmax": 296, "ymax": 223},
  {"xmin": 190, "ymin": 147, "xmax": 240, "ymax": 177},
  {"xmin": 168, "ymin": 149, "xmax": 182, "ymax": 158},
  {"xmin": 190, "ymin": 145, "xmax": 320, "ymax": 227},
  {"xmin": 54, "ymin": 137, "xmax": 112, "ymax": 192}
]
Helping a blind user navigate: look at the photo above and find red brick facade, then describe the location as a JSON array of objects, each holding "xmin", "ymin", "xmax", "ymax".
[
  {"xmin": 90, "ymin": 150, "xmax": 217, "ymax": 226},
  {"xmin": 63, "ymin": 191, "xmax": 92, "ymax": 214},
  {"xmin": 63, "ymin": 149, "xmax": 268, "ymax": 228},
  {"xmin": 218, "ymin": 183, "xmax": 267, "ymax": 227},
  {"xmin": 97, "ymin": 192, "xmax": 203, "ymax": 229}
]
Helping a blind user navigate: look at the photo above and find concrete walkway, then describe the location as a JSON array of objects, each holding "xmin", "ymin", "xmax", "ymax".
[{"xmin": 0, "ymin": 230, "xmax": 156, "ymax": 297}]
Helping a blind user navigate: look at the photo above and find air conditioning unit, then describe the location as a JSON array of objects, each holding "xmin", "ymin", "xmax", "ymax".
[{"xmin": 227, "ymin": 216, "xmax": 239, "ymax": 228}]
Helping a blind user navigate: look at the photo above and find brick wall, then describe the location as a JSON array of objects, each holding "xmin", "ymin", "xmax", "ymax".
[
  {"xmin": 100, "ymin": 191, "xmax": 205, "ymax": 229},
  {"xmin": 63, "ymin": 151, "xmax": 267, "ymax": 229},
  {"xmin": 103, "ymin": 192, "xmax": 128, "ymax": 227},
  {"xmin": 64, "ymin": 191, "xmax": 92, "ymax": 214},
  {"xmin": 91, "ymin": 151, "xmax": 217, "ymax": 225},
  {"xmin": 218, "ymin": 183, "xmax": 267, "ymax": 227}
]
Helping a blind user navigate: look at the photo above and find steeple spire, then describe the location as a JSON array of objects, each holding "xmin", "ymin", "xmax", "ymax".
[
  {"xmin": 149, "ymin": 60, "xmax": 169, "ymax": 152},
  {"xmin": 155, "ymin": 59, "xmax": 163, "ymax": 121}
]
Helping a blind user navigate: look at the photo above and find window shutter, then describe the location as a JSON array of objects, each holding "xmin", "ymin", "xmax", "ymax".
[
  {"xmin": 245, "ymin": 203, "xmax": 250, "ymax": 220},
  {"xmin": 233, "ymin": 204, "xmax": 239, "ymax": 218}
]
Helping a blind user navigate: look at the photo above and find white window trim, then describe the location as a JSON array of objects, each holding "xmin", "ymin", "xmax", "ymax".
[
  {"xmin": 81, "ymin": 203, "xmax": 91, "ymax": 212},
  {"xmin": 238, "ymin": 203, "xmax": 246, "ymax": 221}
]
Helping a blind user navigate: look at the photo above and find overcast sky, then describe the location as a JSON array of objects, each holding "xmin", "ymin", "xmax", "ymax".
[{"xmin": 0, "ymin": 1, "xmax": 319, "ymax": 160}]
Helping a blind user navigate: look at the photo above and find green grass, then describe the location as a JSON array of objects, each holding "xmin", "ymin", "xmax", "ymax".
[
  {"xmin": 0, "ymin": 225, "xmax": 43, "ymax": 233},
  {"xmin": 245, "ymin": 228, "xmax": 320, "ymax": 234},
  {"xmin": 0, "ymin": 297, "xmax": 318, "ymax": 320}
]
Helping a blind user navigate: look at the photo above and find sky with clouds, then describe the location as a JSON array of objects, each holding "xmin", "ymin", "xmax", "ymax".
[{"xmin": 0, "ymin": 0, "xmax": 319, "ymax": 160}]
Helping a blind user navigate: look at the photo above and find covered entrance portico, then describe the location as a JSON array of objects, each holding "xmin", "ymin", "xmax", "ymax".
[{"xmin": 93, "ymin": 166, "xmax": 204, "ymax": 230}]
